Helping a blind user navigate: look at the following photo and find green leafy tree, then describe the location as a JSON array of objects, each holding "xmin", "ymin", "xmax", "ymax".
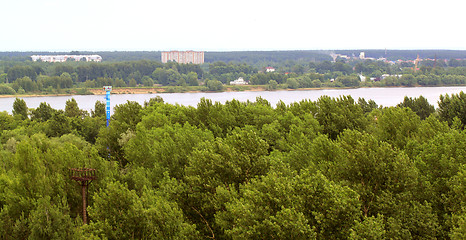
[
  {"xmin": 438, "ymin": 91, "xmax": 466, "ymax": 127},
  {"xmin": 46, "ymin": 110, "xmax": 72, "ymax": 137},
  {"xmin": 371, "ymin": 106, "xmax": 421, "ymax": 149},
  {"xmin": 59, "ymin": 72, "xmax": 73, "ymax": 88},
  {"xmin": 31, "ymin": 102, "xmax": 55, "ymax": 122},
  {"xmin": 86, "ymin": 181, "xmax": 198, "ymax": 239},
  {"xmin": 124, "ymin": 122, "xmax": 214, "ymax": 179},
  {"xmin": 416, "ymin": 130, "xmax": 466, "ymax": 237},
  {"xmin": 141, "ymin": 76, "xmax": 154, "ymax": 87},
  {"xmin": 129, "ymin": 78, "xmax": 137, "ymax": 87},
  {"xmin": 206, "ymin": 80, "xmax": 223, "ymax": 91},
  {"xmin": 266, "ymin": 80, "xmax": 278, "ymax": 90},
  {"xmin": 349, "ymin": 215, "xmax": 386, "ymax": 240},
  {"xmin": 113, "ymin": 78, "xmax": 126, "ymax": 88},
  {"xmin": 332, "ymin": 130, "xmax": 439, "ymax": 238},
  {"xmin": 0, "ymin": 73, "xmax": 7, "ymax": 83},
  {"xmin": 337, "ymin": 75, "xmax": 360, "ymax": 87},
  {"xmin": 28, "ymin": 196, "xmax": 77, "ymax": 240},
  {"xmin": 450, "ymin": 212, "xmax": 466, "ymax": 240},
  {"xmin": 286, "ymin": 78, "xmax": 299, "ymax": 89},
  {"xmin": 186, "ymin": 72, "xmax": 199, "ymax": 86},
  {"xmin": 358, "ymin": 97, "xmax": 378, "ymax": 114},
  {"xmin": 95, "ymin": 101, "xmax": 142, "ymax": 165},
  {"xmin": 65, "ymin": 98, "xmax": 85, "ymax": 118},
  {"xmin": 184, "ymin": 126, "xmax": 269, "ymax": 237},
  {"xmin": 0, "ymin": 84, "xmax": 16, "ymax": 95},
  {"xmin": 143, "ymin": 96, "xmax": 164, "ymax": 108},
  {"xmin": 397, "ymin": 96, "xmax": 435, "ymax": 120},
  {"xmin": 216, "ymin": 170, "xmax": 360, "ymax": 240},
  {"xmin": 313, "ymin": 95, "xmax": 367, "ymax": 139},
  {"xmin": 0, "ymin": 133, "xmax": 112, "ymax": 238},
  {"xmin": 0, "ymin": 111, "xmax": 15, "ymax": 131},
  {"xmin": 91, "ymin": 101, "xmax": 106, "ymax": 118},
  {"xmin": 13, "ymin": 76, "xmax": 37, "ymax": 92},
  {"xmin": 332, "ymin": 130, "xmax": 418, "ymax": 216},
  {"xmin": 12, "ymin": 98, "xmax": 28, "ymax": 120}
]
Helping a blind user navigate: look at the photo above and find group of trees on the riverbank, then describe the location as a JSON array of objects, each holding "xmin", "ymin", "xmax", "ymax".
[
  {"xmin": 3, "ymin": 92, "xmax": 466, "ymax": 238},
  {"xmin": 1, "ymin": 55, "xmax": 466, "ymax": 95}
]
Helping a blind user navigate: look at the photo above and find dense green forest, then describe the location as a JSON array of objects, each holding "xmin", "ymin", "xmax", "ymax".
[
  {"xmin": 1, "ymin": 53, "xmax": 466, "ymax": 95},
  {"xmin": 3, "ymin": 91, "xmax": 466, "ymax": 239},
  {"xmin": 2, "ymin": 50, "xmax": 466, "ymax": 62}
]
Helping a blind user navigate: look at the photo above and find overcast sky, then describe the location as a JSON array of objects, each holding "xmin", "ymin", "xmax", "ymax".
[{"xmin": 1, "ymin": 0, "xmax": 464, "ymax": 51}]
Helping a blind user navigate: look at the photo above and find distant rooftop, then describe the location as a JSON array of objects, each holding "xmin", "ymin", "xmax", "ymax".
[{"xmin": 31, "ymin": 55, "xmax": 102, "ymax": 63}]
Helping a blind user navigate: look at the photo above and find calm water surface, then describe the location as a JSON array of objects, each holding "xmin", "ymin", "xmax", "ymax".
[{"xmin": 1, "ymin": 86, "xmax": 466, "ymax": 114}]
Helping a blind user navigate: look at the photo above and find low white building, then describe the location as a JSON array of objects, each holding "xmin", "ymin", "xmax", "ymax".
[
  {"xmin": 265, "ymin": 67, "xmax": 275, "ymax": 72},
  {"xmin": 359, "ymin": 74, "xmax": 366, "ymax": 82},
  {"xmin": 31, "ymin": 55, "xmax": 102, "ymax": 62},
  {"xmin": 381, "ymin": 74, "xmax": 403, "ymax": 80},
  {"xmin": 230, "ymin": 77, "xmax": 248, "ymax": 85},
  {"xmin": 381, "ymin": 74, "xmax": 390, "ymax": 80}
]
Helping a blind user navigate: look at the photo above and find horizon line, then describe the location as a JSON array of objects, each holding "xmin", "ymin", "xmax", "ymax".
[{"xmin": 1, "ymin": 49, "xmax": 466, "ymax": 53}]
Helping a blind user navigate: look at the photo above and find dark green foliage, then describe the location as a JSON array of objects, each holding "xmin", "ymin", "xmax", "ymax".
[
  {"xmin": 438, "ymin": 91, "xmax": 466, "ymax": 127},
  {"xmin": 371, "ymin": 107, "xmax": 421, "ymax": 150},
  {"xmin": 0, "ymin": 111, "xmax": 15, "ymax": 131},
  {"xmin": 84, "ymin": 181, "xmax": 198, "ymax": 239},
  {"xmin": 216, "ymin": 170, "xmax": 360, "ymax": 240},
  {"xmin": 0, "ymin": 84, "xmax": 15, "ymax": 95},
  {"xmin": 31, "ymin": 102, "xmax": 55, "ymax": 122},
  {"xmin": 313, "ymin": 95, "xmax": 367, "ymax": 139},
  {"xmin": 337, "ymin": 75, "xmax": 360, "ymax": 87},
  {"xmin": 358, "ymin": 97, "xmax": 378, "ymax": 113},
  {"xmin": 12, "ymin": 98, "xmax": 28, "ymax": 120},
  {"xmin": 91, "ymin": 100, "xmax": 106, "ymax": 118},
  {"xmin": 206, "ymin": 79, "xmax": 224, "ymax": 91},
  {"xmin": 397, "ymin": 96, "xmax": 435, "ymax": 120},
  {"xmin": 64, "ymin": 98, "xmax": 86, "ymax": 118},
  {"xmin": 3, "ymin": 92, "xmax": 466, "ymax": 239},
  {"xmin": 95, "ymin": 100, "xmax": 142, "ymax": 165}
]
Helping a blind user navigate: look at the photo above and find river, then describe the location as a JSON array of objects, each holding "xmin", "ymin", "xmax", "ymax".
[{"xmin": 1, "ymin": 86, "xmax": 466, "ymax": 114}]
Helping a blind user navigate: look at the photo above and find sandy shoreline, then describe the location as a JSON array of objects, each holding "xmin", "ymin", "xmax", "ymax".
[{"xmin": 0, "ymin": 86, "xmax": 280, "ymax": 98}]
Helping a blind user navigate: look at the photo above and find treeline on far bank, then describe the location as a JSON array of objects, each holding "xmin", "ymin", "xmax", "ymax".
[
  {"xmin": 0, "ymin": 57, "xmax": 466, "ymax": 95},
  {"xmin": 3, "ymin": 91, "xmax": 466, "ymax": 238}
]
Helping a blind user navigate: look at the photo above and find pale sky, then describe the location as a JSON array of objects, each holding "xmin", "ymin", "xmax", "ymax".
[{"xmin": 1, "ymin": 0, "xmax": 464, "ymax": 51}]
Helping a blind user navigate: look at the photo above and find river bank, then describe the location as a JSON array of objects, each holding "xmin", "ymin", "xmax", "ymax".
[
  {"xmin": 0, "ymin": 85, "xmax": 271, "ymax": 98},
  {"xmin": 4, "ymin": 84, "xmax": 466, "ymax": 99}
]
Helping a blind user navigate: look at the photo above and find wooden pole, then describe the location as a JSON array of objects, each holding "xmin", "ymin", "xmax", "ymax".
[
  {"xmin": 70, "ymin": 168, "xmax": 96, "ymax": 225},
  {"xmin": 82, "ymin": 183, "xmax": 87, "ymax": 224}
]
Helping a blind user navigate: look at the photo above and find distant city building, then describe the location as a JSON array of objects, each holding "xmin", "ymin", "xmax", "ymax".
[
  {"xmin": 265, "ymin": 67, "xmax": 275, "ymax": 72},
  {"xmin": 161, "ymin": 51, "xmax": 204, "ymax": 64},
  {"xmin": 230, "ymin": 77, "xmax": 248, "ymax": 85},
  {"xmin": 357, "ymin": 51, "xmax": 376, "ymax": 61},
  {"xmin": 330, "ymin": 53, "xmax": 351, "ymax": 62},
  {"xmin": 359, "ymin": 52, "xmax": 365, "ymax": 59},
  {"xmin": 31, "ymin": 55, "xmax": 102, "ymax": 63}
]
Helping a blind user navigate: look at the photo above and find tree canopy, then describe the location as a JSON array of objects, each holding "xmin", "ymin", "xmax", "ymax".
[{"xmin": 1, "ymin": 92, "xmax": 466, "ymax": 239}]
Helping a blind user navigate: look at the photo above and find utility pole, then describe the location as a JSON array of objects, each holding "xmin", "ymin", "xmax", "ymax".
[{"xmin": 70, "ymin": 168, "xmax": 97, "ymax": 224}]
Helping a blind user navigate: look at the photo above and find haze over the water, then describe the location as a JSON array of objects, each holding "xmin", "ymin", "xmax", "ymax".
[{"xmin": 1, "ymin": 0, "xmax": 464, "ymax": 52}]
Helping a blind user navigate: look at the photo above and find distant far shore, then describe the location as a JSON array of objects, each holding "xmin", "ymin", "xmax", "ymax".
[
  {"xmin": 1, "ymin": 84, "xmax": 461, "ymax": 99},
  {"xmin": 0, "ymin": 85, "xmax": 274, "ymax": 98}
]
